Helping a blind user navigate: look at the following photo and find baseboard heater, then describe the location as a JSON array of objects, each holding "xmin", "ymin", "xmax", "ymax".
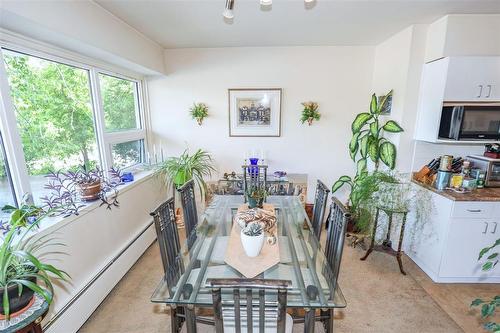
[{"xmin": 43, "ymin": 220, "xmax": 155, "ymax": 332}]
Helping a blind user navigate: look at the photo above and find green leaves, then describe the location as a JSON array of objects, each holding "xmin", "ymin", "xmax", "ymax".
[
  {"xmin": 481, "ymin": 303, "xmax": 496, "ymax": 318},
  {"xmin": 383, "ymin": 120, "xmax": 404, "ymax": 133},
  {"xmin": 471, "ymin": 298, "xmax": 485, "ymax": 307},
  {"xmin": 351, "ymin": 113, "xmax": 372, "ymax": 133},
  {"xmin": 369, "ymin": 94, "xmax": 378, "ymax": 114},
  {"xmin": 332, "ymin": 175, "xmax": 352, "ymax": 193},
  {"xmin": 357, "ymin": 159, "xmax": 367, "ymax": 175},
  {"xmin": 349, "ymin": 132, "xmax": 362, "ymax": 159},
  {"xmin": 379, "ymin": 141, "xmax": 397, "ymax": 169}
]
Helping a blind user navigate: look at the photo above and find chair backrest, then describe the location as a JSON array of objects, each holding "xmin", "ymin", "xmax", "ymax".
[
  {"xmin": 311, "ymin": 180, "xmax": 330, "ymax": 239},
  {"xmin": 150, "ymin": 197, "xmax": 183, "ymax": 294},
  {"xmin": 208, "ymin": 278, "xmax": 291, "ymax": 333},
  {"xmin": 324, "ymin": 196, "xmax": 350, "ymax": 292},
  {"xmin": 178, "ymin": 179, "xmax": 199, "ymax": 240},
  {"xmin": 242, "ymin": 165, "xmax": 268, "ymax": 202}
]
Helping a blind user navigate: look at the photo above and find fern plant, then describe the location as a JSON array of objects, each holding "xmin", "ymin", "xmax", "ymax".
[
  {"xmin": 300, "ymin": 101, "xmax": 320, "ymax": 125},
  {"xmin": 189, "ymin": 102, "xmax": 209, "ymax": 125}
]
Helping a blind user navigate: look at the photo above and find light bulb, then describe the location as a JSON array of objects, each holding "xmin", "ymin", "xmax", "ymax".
[
  {"xmin": 304, "ymin": 0, "xmax": 314, "ymax": 3},
  {"xmin": 260, "ymin": 0, "xmax": 272, "ymax": 5},
  {"xmin": 223, "ymin": 8, "xmax": 234, "ymax": 19}
]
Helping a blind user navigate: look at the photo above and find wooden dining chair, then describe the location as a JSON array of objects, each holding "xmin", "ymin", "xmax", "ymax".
[
  {"xmin": 208, "ymin": 278, "xmax": 293, "ymax": 333},
  {"xmin": 178, "ymin": 179, "xmax": 199, "ymax": 248},
  {"xmin": 311, "ymin": 180, "xmax": 330, "ymax": 239},
  {"xmin": 242, "ymin": 165, "xmax": 268, "ymax": 202},
  {"xmin": 150, "ymin": 197, "xmax": 185, "ymax": 332}
]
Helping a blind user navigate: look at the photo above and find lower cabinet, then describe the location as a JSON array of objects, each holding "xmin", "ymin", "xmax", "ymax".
[{"xmin": 405, "ymin": 187, "xmax": 500, "ymax": 283}]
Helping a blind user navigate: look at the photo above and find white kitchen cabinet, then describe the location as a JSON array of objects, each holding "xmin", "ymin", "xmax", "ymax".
[
  {"xmin": 414, "ymin": 56, "xmax": 500, "ymax": 143},
  {"xmin": 405, "ymin": 185, "xmax": 500, "ymax": 283}
]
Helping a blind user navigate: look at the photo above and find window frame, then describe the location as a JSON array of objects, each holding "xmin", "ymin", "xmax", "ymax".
[{"xmin": 0, "ymin": 31, "xmax": 150, "ymax": 205}]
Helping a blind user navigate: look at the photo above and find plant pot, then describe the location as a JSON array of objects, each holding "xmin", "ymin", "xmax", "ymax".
[
  {"xmin": 78, "ymin": 180, "xmax": 102, "ymax": 201},
  {"xmin": 248, "ymin": 197, "xmax": 264, "ymax": 209},
  {"xmin": 240, "ymin": 229, "xmax": 264, "ymax": 257},
  {"xmin": 0, "ymin": 276, "xmax": 36, "ymax": 316},
  {"xmin": 307, "ymin": 117, "xmax": 314, "ymax": 125},
  {"xmin": 196, "ymin": 117, "xmax": 203, "ymax": 125}
]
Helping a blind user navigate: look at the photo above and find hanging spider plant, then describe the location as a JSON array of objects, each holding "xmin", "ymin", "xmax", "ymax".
[{"xmin": 157, "ymin": 148, "xmax": 216, "ymax": 200}]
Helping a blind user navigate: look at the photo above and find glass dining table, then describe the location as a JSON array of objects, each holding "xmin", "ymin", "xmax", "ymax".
[{"xmin": 151, "ymin": 195, "xmax": 346, "ymax": 333}]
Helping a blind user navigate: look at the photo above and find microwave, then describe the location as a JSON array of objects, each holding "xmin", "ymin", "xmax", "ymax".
[
  {"xmin": 438, "ymin": 103, "xmax": 500, "ymax": 141},
  {"xmin": 467, "ymin": 155, "xmax": 500, "ymax": 187}
]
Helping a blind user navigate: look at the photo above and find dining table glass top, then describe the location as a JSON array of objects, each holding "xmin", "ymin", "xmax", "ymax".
[{"xmin": 151, "ymin": 195, "xmax": 346, "ymax": 309}]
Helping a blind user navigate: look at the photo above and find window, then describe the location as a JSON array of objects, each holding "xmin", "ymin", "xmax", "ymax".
[
  {"xmin": 3, "ymin": 50, "xmax": 100, "ymax": 204},
  {"xmin": 0, "ymin": 44, "xmax": 147, "ymax": 206},
  {"xmin": 0, "ymin": 133, "xmax": 16, "ymax": 217}
]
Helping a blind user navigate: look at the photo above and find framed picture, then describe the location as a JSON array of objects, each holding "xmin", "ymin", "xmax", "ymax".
[
  {"xmin": 228, "ymin": 88, "xmax": 282, "ymax": 137},
  {"xmin": 378, "ymin": 93, "xmax": 393, "ymax": 115}
]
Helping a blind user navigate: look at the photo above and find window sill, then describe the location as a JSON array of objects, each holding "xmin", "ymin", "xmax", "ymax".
[{"xmin": 28, "ymin": 169, "xmax": 157, "ymax": 238}]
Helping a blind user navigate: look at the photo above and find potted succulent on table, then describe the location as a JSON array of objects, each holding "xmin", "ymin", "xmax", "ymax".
[
  {"xmin": 246, "ymin": 187, "xmax": 267, "ymax": 209},
  {"xmin": 300, "ymin": 101, "xmax": 320, "ymax": 126},
  {"xmin": 0, "ymin": 207, "xmax": 69, "ymax": 319},
  {"xmin": 240, "ymin": 222, "xmax": 264, "ymax": 257},
  {"xmin": 189, "ymin": 102, "xmax": 209, "ymax": 125}
]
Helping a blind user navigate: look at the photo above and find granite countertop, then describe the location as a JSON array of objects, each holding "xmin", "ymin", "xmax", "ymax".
[{"xmin": 412, "ymin": 179, "xmax": 500, "ymax": 202}]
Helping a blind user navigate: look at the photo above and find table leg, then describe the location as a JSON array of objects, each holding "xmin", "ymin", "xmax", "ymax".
[
  {"xmin": 185, "ymin": 305, "xmax": 197, "ymax": 333},
  {"xmin": 304, "ymin": 310, "xmax": 315, "ymax": 333},
  {"xmin": 321, "ymin": 309, "xmax": 334, "ymax": 333},
  {"xmin": 361, "ymin": 208, "xmax": 379, "ymax": 261},
  {"xmin": 396, "ymin": 213, "xmax": 407, "ymax": 275}
]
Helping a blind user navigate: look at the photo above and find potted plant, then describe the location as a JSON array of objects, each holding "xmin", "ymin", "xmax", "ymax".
[
  {"xmin": 158, "ymin": 148, "xmax": 216, "ymax": 200},
  {"xmin": 240, "ymin": 222, "xmax": 264, "ymax": 257},
  {"xmin": 331, "ymin": 90, "xmax": 404, "ymax": 233},
  {"xmin": 189, "ymin": 102, "xmax": 209, "ymax": 125},
  {"xmin": 246, "ymin": 187, "xmax": 267, "ymax": 209},
  {"xmin": 0, "ymin": 207, "xmax": 69, "ymax": 319},
  {"xmin": 300, "ymin": 101, "xmax": 320, "ymax": 125}
]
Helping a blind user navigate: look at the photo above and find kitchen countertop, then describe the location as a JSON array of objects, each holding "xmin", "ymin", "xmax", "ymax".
[{"xmin": 412, "ymin": 179, "xmax": 500, "ymax": 202}]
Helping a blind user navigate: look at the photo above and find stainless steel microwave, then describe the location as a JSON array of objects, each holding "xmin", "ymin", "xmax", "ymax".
[{"xmin": 438, "ymin": 103, "xmax": 500, "ymax": 141}]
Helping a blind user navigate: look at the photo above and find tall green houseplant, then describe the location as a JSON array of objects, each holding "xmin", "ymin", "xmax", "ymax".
[{"xmin": 332, "ymin": 90, "xmax": 404, "ymax": 231}]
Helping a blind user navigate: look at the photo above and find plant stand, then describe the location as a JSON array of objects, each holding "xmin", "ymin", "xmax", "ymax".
[
  {"xmin": 0, "ymin": 294, "xmax": 49, "ymax": 333},
  {"xmin": 360, "ymin": 206, "xmax": 409, "ymax": 275}
]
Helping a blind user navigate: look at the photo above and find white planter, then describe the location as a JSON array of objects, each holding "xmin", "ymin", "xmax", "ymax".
[{"xmin": 240, "ymin": 230, "xmax": 264, "ymax": 257}]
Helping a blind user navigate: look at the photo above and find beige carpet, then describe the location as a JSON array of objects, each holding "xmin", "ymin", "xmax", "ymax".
[{"xmin": 77, "ymin": 238, "xmax": 500, "ymax": 333}]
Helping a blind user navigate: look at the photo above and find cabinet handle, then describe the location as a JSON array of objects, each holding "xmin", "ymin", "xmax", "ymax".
[
  {"xmin": 486, "ymin": 85, "xmax": 492, "ymax": 98},
  {"xmin": 492, "ymin": 222, "xmax": 498, "ymax": 234},
  {"xmin": 477, "ymin": 85, "xmax": 483, "ymax": 98},
  {"xmin": 467, "ymin": 209, "xmax": 482, "ymax": 213},
  {"xmin": 482, "ymin": 222, "xmax": 488, "ymax": 234}
]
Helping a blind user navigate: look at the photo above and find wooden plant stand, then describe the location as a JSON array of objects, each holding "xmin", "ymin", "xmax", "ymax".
[{"xmin": 360, "ymin": 206, "xmax": 409, "ymax": 275}]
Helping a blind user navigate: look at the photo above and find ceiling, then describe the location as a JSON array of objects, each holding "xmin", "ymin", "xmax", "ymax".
[{"xmin": 95, "ymin": 0, "xmax": 500, "ymax": 48}]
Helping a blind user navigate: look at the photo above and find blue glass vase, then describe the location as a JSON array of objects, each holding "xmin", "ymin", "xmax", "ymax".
[{"xmin": 248, "ymin": 157, "xmax": 259, "ymax": 175}]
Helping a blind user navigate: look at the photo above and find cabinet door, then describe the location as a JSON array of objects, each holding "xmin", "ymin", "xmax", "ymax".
[
  {"xmin": 444, "ymin": 57, "xmax": 500, "ymax": 101},
  {"xmin": 440, "ymin": 219, "xmax": 499, "ymax": 278}
]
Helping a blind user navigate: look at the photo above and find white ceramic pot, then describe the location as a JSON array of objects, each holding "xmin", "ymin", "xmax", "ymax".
[{"xmin": 240, "ymin": 229, "xmax": 264, "ymax": 257}]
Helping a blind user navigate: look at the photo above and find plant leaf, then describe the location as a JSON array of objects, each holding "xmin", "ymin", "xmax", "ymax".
[
  {"xmin": 332, "ymin": 180, "xmax": 346, "ymax": 193},
  {"xmin": 377, "ymin": 90, "xmax": 393, "ymax": 114},
  {"xmin": 479, "ymin": 246, "xmax": 492, "ymax": 260},
  {"xmin": 339, "ymin": 175, "xmax": 352, "ymax": 182},
  {"xmin": 370, "ymin": 121, "xmax": 378, "ymax": 137},
  {"xmin": 482, "ymin": 261, "xmax": 494, "ymax": 271},
  {"xmin": 351, "ymin": 113, "xmax": 372, "ymax": 133},
  {"xmin": 359, "ymin": 134, "xmax": 369, "ymax": 158},
  {"xmin": 481, "ymin": 303, "xmax": 496, "ymax": 318},
  {"xmin": 383, "ymin": 120, "xmax": 404, "ymax": 133},
  {"xmin": 379, "ymin": 141, "xmax": 397, "ymax": 169},
  {"xmin": 368, "ymin": 137, "xmax": 378, "ymax": 163},
  {"xmin": 487, "ymin": 253, "xmax": 499, "ymax": 260},
  {"xmin": 349, "ymin": 132, "xmax": 361, "ymax": 154},
  {"xmin": 369, "ymin": 94, "xmax": 378, "ymax": 114},
  {"xmin": 357, "ymin": 159, "xmax": 367, "ymax": 175},
  {"xmin": 471, "ymin": 298, "xmax": 484, "ymax": 307}
]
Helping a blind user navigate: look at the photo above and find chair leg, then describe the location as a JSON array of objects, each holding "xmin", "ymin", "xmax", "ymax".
[
  {"xmin": 304, "ymin": 310, "xmax": 315, "ymax": 333},
  {"xmin": 321, "ymin": 309, "xmax": 334, "ymax": 333}
]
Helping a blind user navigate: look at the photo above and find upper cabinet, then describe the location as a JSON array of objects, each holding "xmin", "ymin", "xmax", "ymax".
[
  {"xmin": 444, "ymin": 57, "xmax": 500, "ymax": 101},
  {"xmin": 414, "ymin": 56, "xmax": 500, "ymax": 143}
]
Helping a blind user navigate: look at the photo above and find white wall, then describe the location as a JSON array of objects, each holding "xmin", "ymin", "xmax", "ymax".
[
  {"xmin": 425, "ymin": 14, "xmax": 500, "ymax": 62},
  {"xmin": 371, "ymin": 25, "xmax": 428, "ymax": 173},
  {"xmin": 0, "ymin": 0, "xmax": 165, "ymax": 75},
  {"xmin": 148, "ymin": 46, "xmax": 375, "ymax": 201}
]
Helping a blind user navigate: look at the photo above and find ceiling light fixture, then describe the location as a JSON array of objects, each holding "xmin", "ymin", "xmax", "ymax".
[
  {"xmin": 223, "ymin": 0, "xmax": 235, "ymax": 19},
  {"xmin": 304, "ymin": 0, "xmax": 315, "ymax": 3},
  {"xmin": 260, "ymin": 0, "xmax": 272, "ymax": 6}
]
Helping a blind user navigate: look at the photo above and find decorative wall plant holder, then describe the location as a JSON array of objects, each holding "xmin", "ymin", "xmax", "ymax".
[
  {"xmin": 300, "ymin": 101, "xmax": 320, "ymax": 125},
  {"xmin": 189, "ymin": 102, "xmax": 209, "ymax": 125}
]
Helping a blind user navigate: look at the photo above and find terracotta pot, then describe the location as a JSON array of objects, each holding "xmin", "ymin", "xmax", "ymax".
[
  {"xmin": 0, "ymin": 276, "xmax": 36, "ymax": 316},
  {"xmin": 79, "ymin": 180, "xmax": 102, "ymax": 201}
]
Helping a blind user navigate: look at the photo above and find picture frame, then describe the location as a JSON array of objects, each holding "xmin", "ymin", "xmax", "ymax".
[{"xmin": 228, "ymin": 88, "xmax": 282, "ymax": 137}]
